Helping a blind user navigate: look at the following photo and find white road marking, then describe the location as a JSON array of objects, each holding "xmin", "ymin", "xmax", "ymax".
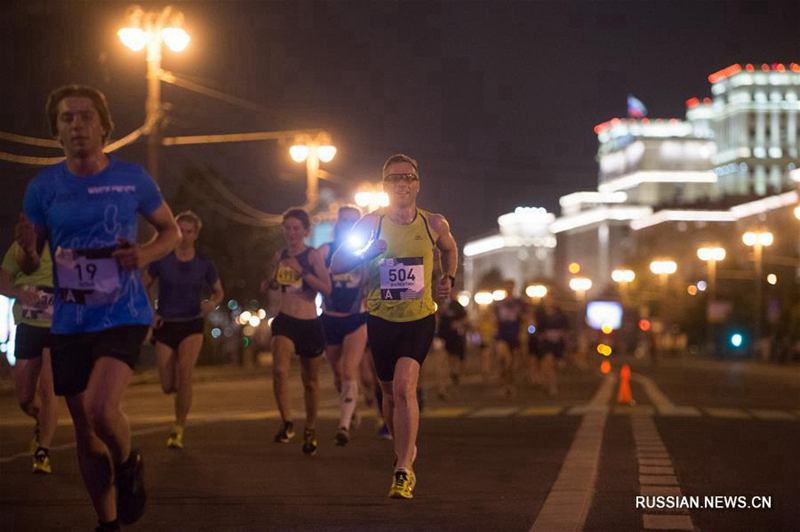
[{"xmin": 530, "ymin": 375, "xmax": 616, "ymax": 532}]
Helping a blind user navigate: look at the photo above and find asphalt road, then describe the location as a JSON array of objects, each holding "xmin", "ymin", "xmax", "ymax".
[{"xmin": 1, "ymin": 353, "xmax": 798, "ymax": 531}]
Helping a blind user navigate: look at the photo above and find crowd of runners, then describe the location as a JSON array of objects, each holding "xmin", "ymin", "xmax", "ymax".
[{"xmin": 2, "ymin": 85, "xmax": 574, "ymax": 531}]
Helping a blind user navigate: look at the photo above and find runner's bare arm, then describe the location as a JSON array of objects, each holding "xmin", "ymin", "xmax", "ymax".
[
  {"xmin": 265, "ymin": 250, "xmax": 282, "ymax": 315},
  {"xmin": 14, "ymin": 215, "xmax": 46, "ymax": 274},
  {"xmin": 201, "ymin": 279, "xmax": 225, "ymax": 315},
  {"xmin": 330, "ymin": 213, "xmax": 383, "ymax": 274},
  {"xmin": 303, "ymin": 248, "xmax": 333, "ymax": 296},
  {"xmin": 430, "ymin": 213, "xmax": 458, "ymax": 299},
  {"xmin": 114, "ymin": 202, "xmax": 180, "ymax": 270}
]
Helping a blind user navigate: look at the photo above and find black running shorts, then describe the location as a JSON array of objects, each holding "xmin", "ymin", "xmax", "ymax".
[
  {"xmin": 271, "ymin": 313, "xmax": 325, "ymax": 358},
  {"xmin": 14, "ymin": 323, "xmax": 52, "ymax": 360},
  {"xmin": 367, "ymin": 314, "xmax": 435, "ymax": 382},
  {"xmin": 321, "ymin": 312, "xmax": 367, "ymax": 346},
  {"xmin": 153, "ymin": 318, "xmax": 205, "ymax": 350},
  {"xmin": 50, "ymin": 325, "xmax": 149, "ymax": 396}
]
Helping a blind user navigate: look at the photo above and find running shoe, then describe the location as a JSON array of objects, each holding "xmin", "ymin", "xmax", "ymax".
[
  {"xmin": 116, "ymin": 449, "xmax": 146, "ymax": 525},
  {"xmin": 32, "ymin": 447, "xmax": 51, "ymax": 474},
  {"xmin": 335, "ymin": 426, "xmax": 350, "ymax": 446},
  {"xmin": 166, "ymin": 425, "xmax": 184, "ymax": 449},
  {"xmin": 377, "ymin": 422, "xmax": 392, "ymax": 440},
  {"xmin": 302, "ymin": 428, "xmax": 318, "ymax": 456},
  {"xmin": 274, "ymin": 421, "xmax": 295, "ymax": 443},
  {"xmin": 387, "ymin": 468, "xmax": 415, "ymax": 499}
]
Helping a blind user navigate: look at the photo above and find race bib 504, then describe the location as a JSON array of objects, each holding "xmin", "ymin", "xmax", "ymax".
[{"xmin": 378, "ymin": 257, "xmax": 424, "ymax": 300}]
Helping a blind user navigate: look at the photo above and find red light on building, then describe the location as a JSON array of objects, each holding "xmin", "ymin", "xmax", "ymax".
[
  {"xmin": 708, "ymin": 64, "xmax": 742, "ymax": 83},
  {"xmin": 702, "ymin": 97, "xmax": 712, "ymax": 104},
  {"xmin": 776, "ymin": 63, "xmax": 786, "ymax": 72},
  {"xmin": 791, "ymin": 63, "xmax": 800, "ymax": 73},
  {"xmin": 686, "ymin": 97, "xmax": 700, "ymax": 108},
  {"xmin": 761, "ymin": 63, "xmax": 770, "ymax": 72},
  {"xmin": 745, "ymin": 64, "xmax": 755, "ymax": 72},
  {"xmin": 638, "ymin": 319, "xmax": 651, "ymax": 332}
]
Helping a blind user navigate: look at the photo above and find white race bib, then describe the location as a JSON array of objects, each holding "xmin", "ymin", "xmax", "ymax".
[
  {"xmin": 20, "ymin": 286, "xmax": 54, "ymax": 321},
  {"xmin": 379, "ymin": 257, "xmax": 424, "ymax": 300},
  {"xmin": 54, "ymin": 247, "xmax": 121, "ymax": 305}
]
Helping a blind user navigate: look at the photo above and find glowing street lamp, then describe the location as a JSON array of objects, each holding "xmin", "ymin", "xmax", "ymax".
[
  {"xmin": 696, "ymin": 246, "xmax": 725, "ymax": 300},
  {"xmin": 569, "ymin": 277, "xmax": 592, "ymax": 298},
  {"xmin": 473, "ymin": 291, "xmax": 494, "ymax": 306},
  {"xmin": 649, "ymin": 259, "xmax": 677, "ymax": 286},
  {"xmin": 742, "ymin": 230, "xmax": 773, "ymax": 347},
  {"xmin": 118, "ymin": 5, "xmax": 190, "ymax": 182},
  {"xmin": 525, "ymin": 284, "xmax": 548, "ymax": 300},
  {"xmin": 289, "ymin": 135, "xmax": 337, "ymax": 208},
  {"xmin": 354, "ymin": 188, "xmax": 389, "ymax": 212},
  {"xmin": 611, "ymin": 269, "xmax": 635, "ymax": 284}
]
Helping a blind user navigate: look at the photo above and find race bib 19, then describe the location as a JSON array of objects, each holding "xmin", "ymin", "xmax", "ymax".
[
  {"xmin": 20, "ymin": 286, "xmax": 54, "ymax": 321},
  {"xmin": 54, "ymin": 247, "xmax": 121, "ymax": 305},
  {"xmin": 379, "ymin": 257, "xmax": 424, "ymax": 300}
]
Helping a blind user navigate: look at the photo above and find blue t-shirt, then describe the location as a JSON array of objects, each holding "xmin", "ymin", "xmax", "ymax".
[
  {"xmin": 23, "ymin": 157, "xmax": 164, "ymax": 334},
  {"xmin": 148, "ymin": 251, "xmax": 219, "ymax": 320}
]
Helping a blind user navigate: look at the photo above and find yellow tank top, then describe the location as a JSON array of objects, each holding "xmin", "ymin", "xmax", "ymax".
[{"xmin": 366, "ymin": 208, "xmax": 438, "ymax": 322}]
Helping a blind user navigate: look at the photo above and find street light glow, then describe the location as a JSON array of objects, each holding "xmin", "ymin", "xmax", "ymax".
[
  {"xmin": 767, "ymin": 273, "xmax": 777, "ymax": 285},
  {"xmin": 354, "ymin": 191, "xmax": 389, "ymax": 210},
  {"xmin": 569, "ymin": 277, "xmax": 592, "ymax": 292},
  {"xmin": 289, "ymin": 145, "xmax": 310, "ymax": 162},
  {"xmin": 697, "ymin": 246, "xmax": 726, "ymax": 262},
  {"xmin": 649, "ymin": 260, "xmax": 677, "ymax": 275},
  {"xmin": 474, "ymin": 291, "xmax": 494, "ymax": 305},
  {"xmin": 118, "ymin": 27, "xmax": 149, "ymax": 51},
  {"xmin": 317, "ymin": 145, "xmax": 337, "ymax": 163},
  {"xmin": 492, "ymin": 289, "xmax": 508, "ymax": 301},
  {"xmin": 525, "ymin": 284, "xmax": 548, "ymax": 299},
  {"xmin": 611, "ymin": 269, "xmax": 635, "ymax": 283},
  {"xmin": 162, "ymin": 27, "xmax": 190, "ymax": 52},
  {"xmin": 742, "ymin": 230, "xmax": 773, "ymax": 247}
]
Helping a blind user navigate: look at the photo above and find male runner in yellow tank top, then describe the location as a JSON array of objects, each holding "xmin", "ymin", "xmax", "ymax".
[{"xmin": 332, "ymin": 153, "xmax": 458, "ymax": 499}]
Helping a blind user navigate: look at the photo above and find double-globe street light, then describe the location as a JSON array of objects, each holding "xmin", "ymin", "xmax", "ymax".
[
  {"xmin": 697, "ymin": 246, "xmax": 726, "ymax": 355},
  {"xmin": 289, "ymin": 139, "xmax": 337, "ymax": 209},
  {"xmin": 742, "ymin": 230, "xmax": 774, "ymax": 352},
  {"xmin": 118, "ymin": 5, "xmax": 190, "ymax": 182}
]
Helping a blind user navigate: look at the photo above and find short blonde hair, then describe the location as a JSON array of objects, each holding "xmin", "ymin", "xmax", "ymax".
[
  {"xmin": 176, "ymin": 210, "xmax": 202, "ymax": 231},
  {"xmin": 382, "ymin": 153, "xmax": 419, "ymax": 178}
]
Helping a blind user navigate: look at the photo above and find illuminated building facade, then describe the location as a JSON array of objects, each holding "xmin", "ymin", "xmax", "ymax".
[
  {"xmin": 461, "ymin": 63, "xmax": 800, "ymax": 301},
  {"xmin": 462, "ymin": 207, "xmax": 556, "ymax": 297},
  {"xmin": 703, "ymin": 63, "xmax": 800, "ymax": 197}
]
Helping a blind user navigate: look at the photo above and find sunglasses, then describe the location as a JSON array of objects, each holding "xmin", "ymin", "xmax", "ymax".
[{"xmin": 383, "ymin": 173, "xmax": 419, "ymax": 184}]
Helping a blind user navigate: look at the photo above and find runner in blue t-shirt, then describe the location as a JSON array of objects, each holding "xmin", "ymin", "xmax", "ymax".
[
  {"xmin": 15, "ymin": 85, "xmax": 180, "ymax": 532},
  {"xmin": 318, "ymin": 205, "xmax": 369, "ymax": 446},
  {"xmin": 144, "ymin": 210, "xmax": 224, "ymax": 450}
]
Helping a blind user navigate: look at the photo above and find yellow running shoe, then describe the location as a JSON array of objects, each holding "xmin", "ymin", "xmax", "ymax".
[
  {"xmin": 32, "ymin": 448, "xmax": 52, "ymax": 474},
  {"xmin": 388, "ymin": 468, "xmax": 415, "ymax": 499},
  {"xmin": 166, "ymin": 425, "xmax": 184, "ymax": 449}
]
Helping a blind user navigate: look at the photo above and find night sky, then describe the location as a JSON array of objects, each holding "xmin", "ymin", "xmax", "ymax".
[{"xmin": 1, "ymin": 0, "xmax": 798, "ymax": 245}]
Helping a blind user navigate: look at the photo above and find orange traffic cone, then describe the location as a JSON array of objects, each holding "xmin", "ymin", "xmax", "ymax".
[{"xmin": 617, "ymin": 364, "xmax": 635, "ymax": 405}]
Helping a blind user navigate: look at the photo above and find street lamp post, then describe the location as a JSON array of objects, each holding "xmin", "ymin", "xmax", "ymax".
[
  {"xmin": 611, "ymin": 268, "xmax": 635, "ymax": 302},
  {"xmin": 289, "ymin": 137, "xmax": 337, "ymax": 209},
  {"xmin": 742, "ymin": 230, "xmax": 774, "ymax": 354},
  {"xmin": 118, "ymin": 5, "xmax": 190, "ymax": 183},
  {"xmin": 696, "ymin": 247, "xmax": 726, "ymax": 303},
  {"xmin": 697, "ymin": 246, "xmax": 726, "ymax": 355}
]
